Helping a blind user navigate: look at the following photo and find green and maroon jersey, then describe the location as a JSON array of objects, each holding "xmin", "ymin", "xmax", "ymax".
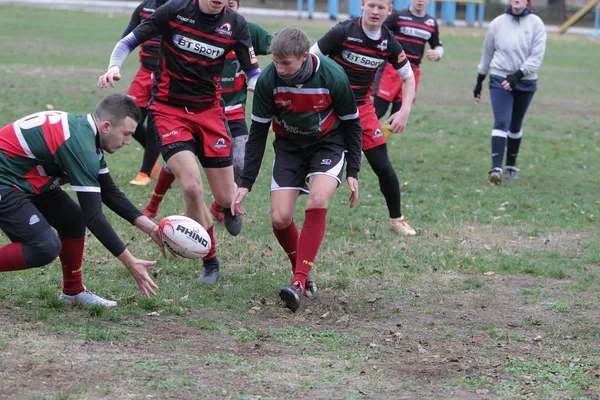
[
  {"xmin": 251, "ymin": 54, "xmax": 359, "ymax": 142},
  {"xmin": 0, "ymin": 111, "xmax": 107, "ymax": 194},
  {"xmin": 221, "ymin": 21, "xmax": 271, "ymax": 120},
  {"xmin": 241, "ymin": 54, "xmax": 362, "ymax": 190}
]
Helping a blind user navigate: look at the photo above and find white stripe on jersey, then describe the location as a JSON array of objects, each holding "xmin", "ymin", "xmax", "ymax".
[
  {"xmin": 273, "ymin": 87, "xmax": 330, "ymax": 96},
  {"xmin": 70, "ymin": 186, "xmax": 101, "ymax": 193},
  {"xmin": 12, "ymin": 122, "xmax": 35, "ymax": 158},
  {"xmin": 251, "ymin": 114, "xmax": 272, "ymax": 124},
  {"xmin": 36, "ymin": 165, "xmax": 47, "ymax": 176},
  {"xmin": 62, "ymin": 113, "xmax": 71, "ymax": 141},
  {"xmin": 338, "ymin": 111, "xmax": 360, "ymax": 120},
  {"xmin": 87, "ymin": 114, "xmax": 97, "ymax": 135}
]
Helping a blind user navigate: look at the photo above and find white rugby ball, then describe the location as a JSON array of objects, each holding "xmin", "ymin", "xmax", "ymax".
[{"xmin": 159, "ymin": 215, "xmax": 211, "ymax": 259}]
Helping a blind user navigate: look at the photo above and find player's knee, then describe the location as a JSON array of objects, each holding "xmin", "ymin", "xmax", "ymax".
[
  {"xmin": 271, "ymin": 211, "xmax": 294, "ymax": 229},
  {"xmin": 179, "ymin": 178, "xmax": 204, "ymax": 201},
  {"xmin": 22, "ymin": 230, "xmax": 61, "ymax": 268},
  {"xmin": 306, "ymin": 192, "xmax": 330, "ymax": 209}
]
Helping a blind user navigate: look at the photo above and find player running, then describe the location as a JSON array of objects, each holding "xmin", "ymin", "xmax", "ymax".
[
  {"xmin": 98, "ymin": 0, "xmax": 261, "ymax": 284},
  {"xmin": 232, "ymin": 27, "xmax": 362, "ymax": 312},
  {"xmin": 311, "ymin": 0, "xmax": 417, "ymax": 236},
  {"xmin": 142, "ymin": 0, "xmax": 272, "ymax": 223}
]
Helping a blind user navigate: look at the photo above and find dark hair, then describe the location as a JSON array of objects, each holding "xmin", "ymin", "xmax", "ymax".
[
  {"xmin": 269, "ymin": 27, "xmax": 310, "ymax": 59},
  {"xmin": 95, "ymin": 93, "xmax": 141, "ymax": 125}
]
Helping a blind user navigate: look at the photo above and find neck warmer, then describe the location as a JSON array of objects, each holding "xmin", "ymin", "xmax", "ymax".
[
  {"xmin": 278, "ymin": 54, "xmax": 314, "ymax": 86},
  {"xmin": 504, "ymin": 6, "xmax": 532, "ymax": 23},
  {"xmin": 199, "ymin": 8, "xmax": 224, "ymax": 21}
]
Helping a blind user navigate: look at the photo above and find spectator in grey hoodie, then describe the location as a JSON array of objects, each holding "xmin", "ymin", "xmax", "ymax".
[{"xmin": 473, "ymin": 0, "xmax": 546, "ymax": 185}]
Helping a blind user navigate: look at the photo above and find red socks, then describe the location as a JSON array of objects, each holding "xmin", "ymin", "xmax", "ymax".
[
  {"xmin": 202, "ymin": 225, "xmax": 217, "ymax": 261},
  {"xmin": 0, "ymin": 242, "xmax": 28, "ymax": 272},
  {"xmin": 59, "ymin": 237, "xmax": 85, "ymax": 295},
  {"xmin": 272, "ymin": 220, "xmax": 299, "ymax": 272},
  {"xmin": 293, "ymin": 208, "xmax": 327, "ymax": 286},
  {"xmin": 146, "ymin": 166, "xmax": 175, "ymax": 213}
]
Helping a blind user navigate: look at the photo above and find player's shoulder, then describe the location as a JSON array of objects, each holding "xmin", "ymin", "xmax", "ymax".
[
  {"xmin": 317, "ymin": 55, "xmax": 346, "ymax": 79},
  {"xmin": 422, "ymin": 13, "xmax": 438, "ymax": 28}
]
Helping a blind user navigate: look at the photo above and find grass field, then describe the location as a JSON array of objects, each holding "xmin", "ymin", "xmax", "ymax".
[{"xmin": 1, "ymin": 5, "xmax": 600, "ymax": 399}]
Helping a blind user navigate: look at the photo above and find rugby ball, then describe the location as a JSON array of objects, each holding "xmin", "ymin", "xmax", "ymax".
[
  {"xmin": 382, "ymin": 123, "xmax": 393, "ymax": 139},
  {"xmin": 159, "ymin": 215, "xmax": 211, "ymax": 259}
]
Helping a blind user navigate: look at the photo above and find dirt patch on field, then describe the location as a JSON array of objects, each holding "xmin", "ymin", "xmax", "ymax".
[{"xmin": 1, "ymin": 268, "xmax": 599, "ymax": 399}]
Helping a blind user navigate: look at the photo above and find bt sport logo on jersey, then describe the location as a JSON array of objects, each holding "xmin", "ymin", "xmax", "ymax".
[{"xmin": 173, "ymin": 35, "xmax": 225, "ymax": 59}]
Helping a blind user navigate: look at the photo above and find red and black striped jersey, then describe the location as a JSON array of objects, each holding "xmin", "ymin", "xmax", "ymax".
[
  {"xmin": 132, "ymin": 0, "xmax": 259, "ymax": 108},
  {"xmin": 317, "ymin": 17, "xmax": 409, "ymax": 104},
  {"xmin": 383, "ymin": 8, "xmax": 442, "ymax": 68},
  {"xmin": 127, "ymin": 0, "xmax": 167, "ymax": 70}
]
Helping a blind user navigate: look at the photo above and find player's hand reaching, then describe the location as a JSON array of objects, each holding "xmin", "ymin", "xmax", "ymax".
[
  {"xmin": 347, "ymin": 177, "xmax": 359, "ymax": 208},
  {"xmin": 98, "ymin": 66, "xmax": 121, "ymax": 91},
  {"xmin": 231, "ymin": 187, "xmax": 249, "ymax": 216},
  {"xmin": 118, "ymin": 250, "xmax": 158, "ymax": 298}
]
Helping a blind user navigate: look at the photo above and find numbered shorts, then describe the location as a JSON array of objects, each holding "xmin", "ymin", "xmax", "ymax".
[
  {"xmin": 127, "ymin": 66, "xmax": 154, "ymax": 108},
  {"xmin": 359, "ymin": 100, "xmax": 387, "ymax": 151},
  {"xmin": 271, "ymin": 141, "xmax": 346, "ymax": 194},
  {"xmin": 374, "ymin": 63, "xmax": 421, "ymax": 103},
  {"xmin": 149, "ymin": 101, "xmax": 232, "ymax": 168}
]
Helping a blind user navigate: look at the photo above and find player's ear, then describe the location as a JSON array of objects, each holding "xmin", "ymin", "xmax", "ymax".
[{"xmin": 98, "ymin": 120, "xmax": 111, "ymax": 135}]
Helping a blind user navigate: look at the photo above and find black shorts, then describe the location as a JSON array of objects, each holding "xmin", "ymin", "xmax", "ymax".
[
  {"xmin": 0, "ymin": 187, "xmax": 83, "ymax": 242},
  {"xmin": 227, "ymin": 118, "xmax": 249, "ymax": 138},
  {"xmin": 160, "ymin": 140, "xmax": 232, "ymax": 169},
  {"xmin": 271, "ymin": 141, "xmax": 346, "ymax": 193}
]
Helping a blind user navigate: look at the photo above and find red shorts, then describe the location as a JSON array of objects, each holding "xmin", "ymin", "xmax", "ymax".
[
  {"xmin": 149, "ymin": 101, "xmax": 232, "ymax": 160},
  {"xmin": 358, "ymin": 100, "xmax": 386, "ymax": 151},
  {"xmin": 127, "ymin": 66, "xmax": 154, "ymax": 108},
  {"xmin": 374, "ymin": 63, "xmax": 421, "ymax": 103}
]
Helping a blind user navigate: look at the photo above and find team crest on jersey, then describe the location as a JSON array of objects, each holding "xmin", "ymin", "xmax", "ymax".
[
  {"xmin": 374, "ymin": 129, "xmax": 383, "ymax": 139},
  {"xmin": 173, "ymin": 35, "xmax": 225, "ymax": 59},
  {"xmin": 214, "ymin": 138, "xmax": 227, "ymax": 149},
  {"xmin": 425, "ymin": 18, "xmax": 436, "ymax": 27},
  {"xmin": 216, "ymin": 23, "xmax": 233, "ymax": 36},
  {"xmin": 342, "ymin": 50, "xmax": 384, "ymax": 69},
  {"xmin": 376, "ymin": 39, "xmax": 388, "ymax": 51}
]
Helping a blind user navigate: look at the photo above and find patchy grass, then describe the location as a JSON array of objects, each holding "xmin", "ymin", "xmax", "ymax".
[{"xmin": 0, "ymin": 4, "xmax": 600, "ymax": 399}]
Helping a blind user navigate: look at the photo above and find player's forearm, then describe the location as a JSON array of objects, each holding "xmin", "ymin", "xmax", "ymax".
[
  {"xmin": 134, "ymin": 216, "xmax": 159, "ymax": 235},
  {"xmin": 109, "ymin": 33, "xmax": 139, "ymax": 69},
  {"xmin": 341, "ymin": 118, "xmax": 362, "ymax": 178},
  {"xmin": 240, "ymin": 120, "xmax": 270, "ymax": 190},
  {"xmin": 78, "ymin": 192, "xmax": 127, "ymax": 257},
  {"xmin": 400, "ymin": 75, "xmax": 416, "ymax": 109}
]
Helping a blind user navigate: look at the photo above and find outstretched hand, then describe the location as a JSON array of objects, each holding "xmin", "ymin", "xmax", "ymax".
[
  {"xmin": 125, "ymin": 256, "xmax": 158, "ymax": 298},
  {"xmin": 231, "ymin": 187, "xmax": 249, "ymax": 216}
]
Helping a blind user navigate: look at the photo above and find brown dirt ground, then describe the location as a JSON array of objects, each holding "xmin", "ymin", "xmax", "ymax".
[{"xmin": 1, "ymin": 256, "xmax": 599, "ymax": 399}]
